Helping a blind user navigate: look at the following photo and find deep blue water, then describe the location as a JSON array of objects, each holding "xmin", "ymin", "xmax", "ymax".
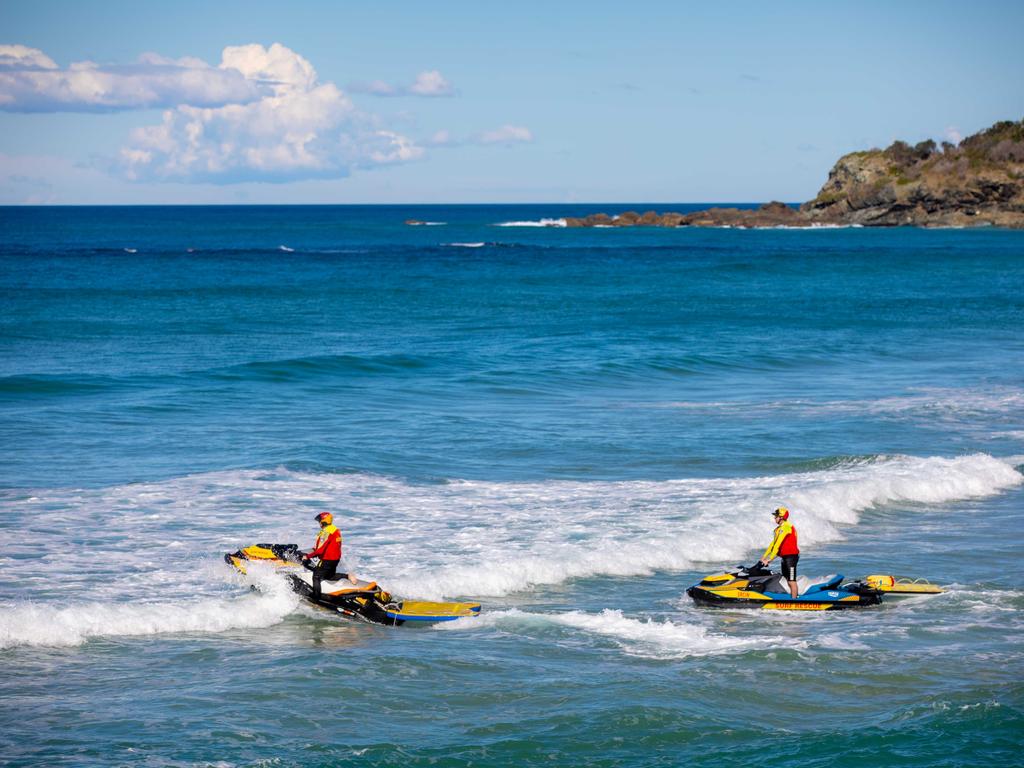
[{"xmin": 1, "ymin": 205, "xmax": 1022, "ymax": 767}]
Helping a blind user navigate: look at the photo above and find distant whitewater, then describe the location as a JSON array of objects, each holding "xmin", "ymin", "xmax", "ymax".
[{"xmin": 494, "ymin": 218, "xmax": 567, "ymax": 227}]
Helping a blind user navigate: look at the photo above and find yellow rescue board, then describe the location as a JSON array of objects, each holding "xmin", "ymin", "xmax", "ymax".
[
  {"xmin": 865, "ymin": 575, "xmax": 943, "ymax": 595},
  {"xmin": 387, "ymin": 600, "xmax": 482, "ymax": 622}
]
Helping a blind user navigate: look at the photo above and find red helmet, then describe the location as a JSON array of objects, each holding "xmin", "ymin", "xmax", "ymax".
[
  {"xmin": 773, "ymin": 507, "xmax": 790, "ymax": 521},
  {"xmin": 315, "ymin": 511, "xmax": 333, "ymax": 525}
]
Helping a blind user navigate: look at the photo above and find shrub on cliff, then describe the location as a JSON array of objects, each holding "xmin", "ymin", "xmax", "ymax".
[
  {"xmin": 989, "ymin": 139, "xmax": 1024, "ymax": 163},
  {"xmin": 958, "ymin": 118, "xmax": 1024, "ymax": 163},
  {"xmin": 884, "ymin": 140, "xmax": 916, "ymax": 167},
  {"xmin": 884, "ymin": 139, "xmax": 937, "ymax": 168}
]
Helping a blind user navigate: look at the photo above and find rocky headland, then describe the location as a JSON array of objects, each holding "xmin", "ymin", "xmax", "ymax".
[{"xmin": 563, "ymin": 118, "xmax": 1024, "ymax": 229}]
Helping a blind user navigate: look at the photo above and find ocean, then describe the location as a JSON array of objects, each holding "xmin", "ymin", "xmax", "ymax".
[{"xmin": 1, "ymin": 204, "xmax": 1022, "ymax": 767}]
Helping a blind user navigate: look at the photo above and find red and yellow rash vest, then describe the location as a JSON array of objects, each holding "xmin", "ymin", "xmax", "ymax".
[
  {"xmin": 310, "ymin": 524, "xmax": 342, "ymax": 561},
  {"xmin": 762, "ymin": 520, "xmax": 799, "ymax": 560}
]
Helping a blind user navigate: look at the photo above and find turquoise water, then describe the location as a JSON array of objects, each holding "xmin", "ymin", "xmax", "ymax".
[{"xmin": 1, "ymin": 206, "xmax": 1022, "ymax": 767}]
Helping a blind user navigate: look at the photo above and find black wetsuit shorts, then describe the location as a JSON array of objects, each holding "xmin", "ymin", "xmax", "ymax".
[
  {"xmin": 780, "ymin": 554, "xmax": 799, "ymax": 581},
  {"xmin": 312, "ymin": 559, "xmax": 340, "ymax": 595}
]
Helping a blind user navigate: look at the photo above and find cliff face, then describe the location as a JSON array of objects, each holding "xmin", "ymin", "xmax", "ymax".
[
  {"xmin": 562, "ymin": 118, "xmax": 1024, "ymax": 229},
  {"xmin": 801, "ymin": 119, "xmax": 1024, "ymax": 227}
]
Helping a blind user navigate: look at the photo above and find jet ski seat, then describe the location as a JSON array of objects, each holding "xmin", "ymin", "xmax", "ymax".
[
  {"xmin": 762, "ymin": 573, "xmax": 790, "ymax": 595},
  {"xmin": 803, "ymin": 574, "xmax": 844, "ymax": 595}
]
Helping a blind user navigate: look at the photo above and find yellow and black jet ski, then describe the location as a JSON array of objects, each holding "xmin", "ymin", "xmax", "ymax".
[
  {"xmin": 686, "ymin": 562, "xmax": 942, "ymax": 611},
  {"xmin": 225, "ymin": 543, "xmax": 481, "ymax": 626}
]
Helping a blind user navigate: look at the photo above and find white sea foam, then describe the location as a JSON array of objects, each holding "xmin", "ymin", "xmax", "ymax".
[
  {"xmin": 444, "ymin": 242, "xmax": 486, "ymax": 248},
  {"xmin": 763, "ymin": 223, "xmax": 865, "ymax": 230},
  {"xmin": 278, "ymin": 245, "xmax": 295, "ymax": 252},
  {"xmin": 995, "ymin": 430, "xmax": 1024, "ymax": 440},
  {"xmin": 0, "ymin": 588, "xmax": 297, "ymax": 649},
  {"xmin": 1, "ymin": 453, "xmax": 1019, "ymax": 648},
  {"xmin": 439, "ymin": 607, "xmax": 783, "ymax": 658},
  {"xmin": 817, "ymin": 633, "xmax": 872, "ymax": 650},
  {"xmin": 660, "ymin": 386, "xmax": 1024, "ymax": 423},
  {"xmin": 493, "ymin": 219, "xmax": 567, "ymax": 228},
  {"xmin": 545, "ymin": 609, "xmax": 785, "ymax": 657}
]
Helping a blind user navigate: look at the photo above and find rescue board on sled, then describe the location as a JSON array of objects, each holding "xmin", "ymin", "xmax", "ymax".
[{"xmin": 224, "ymin": 543, "xmax": 481, "ymax": 626}]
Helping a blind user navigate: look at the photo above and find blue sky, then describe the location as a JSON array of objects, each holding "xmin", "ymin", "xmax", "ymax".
[{"xmin": 2, "ymin": 0, "xmax": 1022, "ymax": 204}]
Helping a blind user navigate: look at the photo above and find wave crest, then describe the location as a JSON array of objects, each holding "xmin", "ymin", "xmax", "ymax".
[{"xmin": 0, "ymin": 587, "xmax": 297, "ymax": 649}]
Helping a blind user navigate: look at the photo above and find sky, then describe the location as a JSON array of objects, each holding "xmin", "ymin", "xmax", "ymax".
[{"xmin": 1, "ymin": 0, "xmax": 1023, "ymax": 205}]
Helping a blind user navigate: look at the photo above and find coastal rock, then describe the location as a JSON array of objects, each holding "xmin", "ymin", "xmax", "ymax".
[
  {"xmin": 560, "ymin": 118, "xmax": 1024, "ymax": 229},
  {"xmin": 802, "ymin": 119, "xmax": 1024, "ymax": 228},
  {"xmin": 564, "ymin": 212, "xmax": 615, "ymax": 227}
]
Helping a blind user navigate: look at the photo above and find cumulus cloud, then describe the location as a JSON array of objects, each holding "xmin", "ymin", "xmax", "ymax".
[
  {"xmin": 476, "ymin": 125, "xmax": 533, "ymax": 145},
  {"xmin": 2, "ymin": 43, "xmax": 528, "ymax": 185},
  {"xmin": 409, "ymin": 70, "xmax": 454, "ymax": 96},
  {"xmin": 945, "ymin": 126, "xmax": 962, "ymax": 144},
  {"xmin": 0, "ymin": 44, "xmax": 262, "ymax": 111},
  {"xmin": 115, "ymin": 43, "xmax": 424, "ymax": 183},
  {"xmin": 0, "ymin": 44, "xmax": 58, "ymax": 70},
  {"xmin": 351, "ymin": 69, "xmax": 455, "ymax": 97}
]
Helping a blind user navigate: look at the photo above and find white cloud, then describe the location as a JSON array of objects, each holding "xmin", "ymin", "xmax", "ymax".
[
  {"xmin": 116, "ymin": 43, "xmax": 423, "ymax": 183},
  {"xmin": 351, "ymin": 69, "xmax": 455, "ymax": 97},
  {"xmin": 476, "ymin": 125, "xmax": 533, "ymax": 145},
  {"xmin": 944, "ymin": 126, "xmax": 962, "ymax": 144},
  {"xmin": 1, "ymin": 43, "xmax": 528, "ymax": 185},
  {"xmin": 409, "ymin": 70, "xmax": 454, "ymax": 97},
  {"xmin": 0, "ymin": 44, "xmax": 262, "ymax": 112},
  {"xmin": 0, "ymin": 44, "xmax": 58, "ymax": 70},
  {"xmin": 425, "ymin": 125, "xmax": 535, "ymax": 148}
]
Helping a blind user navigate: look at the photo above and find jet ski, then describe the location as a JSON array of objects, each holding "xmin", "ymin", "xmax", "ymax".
[
  {"xmin": 686, "ymin": 562, "xmax": 942, "ymax": 611},
  {"xmin": 225, "ymin": 543, "xmax": 481, "ymax": 626}
]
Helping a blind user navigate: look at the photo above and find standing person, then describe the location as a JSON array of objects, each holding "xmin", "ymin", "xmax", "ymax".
[
  {"xmin": 759, "ymin": 507, "xmax": 800, "ymax": 598},
  {"xmin": 302, "ymin": 511, "xmax": 357, "ymax": 596}
]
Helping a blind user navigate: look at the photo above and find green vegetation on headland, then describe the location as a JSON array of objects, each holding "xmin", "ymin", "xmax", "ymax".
[{"xmin": 563, "ymin": 118, "xmax": 1024, "ymax": 229}]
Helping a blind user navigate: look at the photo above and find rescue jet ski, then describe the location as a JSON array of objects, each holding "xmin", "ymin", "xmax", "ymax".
[
  {"xmin": 686, "ymin": 562, "xmax": 942, "ymax": 611},
  {"xmin": 225, "ymin": 543, "xmax": 481, "ymax": 626}
]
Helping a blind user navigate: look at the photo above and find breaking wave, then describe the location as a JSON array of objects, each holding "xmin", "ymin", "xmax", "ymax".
[
  {"xmin": 1, "ymin": 453, "xmax": 1018, "ymax": 608},
  {"xmin": 0, "ymin": 580, "xmax": 297, "ymax": 650},
  {"xmin": 493, "ymin": 219, "xmax": 567, "ymax": 228}
]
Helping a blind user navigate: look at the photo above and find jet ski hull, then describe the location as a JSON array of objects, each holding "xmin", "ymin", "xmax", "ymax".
[
  {"xmin": 686, "ymin": 584, "xmax": 880, "ymax": 610},
  {"xmin": 686, "ymin": 564, "xmax": 934, "ymax": 610},
  {"xmin": 225, "ymin": 543, "xmax": 481, "ymax": 626}
]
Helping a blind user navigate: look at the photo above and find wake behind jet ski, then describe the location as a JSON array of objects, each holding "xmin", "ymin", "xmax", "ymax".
[
  {"xmin": 225, "ymin": 543, "xmax": 481, "ymax": 626},
  {"xmin": 686, "ymin": 562, "xmax": 942, "ymax": 611}
]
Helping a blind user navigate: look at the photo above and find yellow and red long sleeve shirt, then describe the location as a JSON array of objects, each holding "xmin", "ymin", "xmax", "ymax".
[
  {"xmin": 762, "ymin": 520, "xmax": 799, "ymax": 560},
  {"xmin": 309, "ymin": 524, "xmax": 342, "ymax": 561}
]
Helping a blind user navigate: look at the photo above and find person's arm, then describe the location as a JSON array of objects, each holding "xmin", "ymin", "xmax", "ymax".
[
  {"xmin": 760, "ymin": 523, "xmax": 788, "ymax": 564},
  {"xmin": 304, "ymin": 534, "xmax": 327, "ymax": 560}
]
